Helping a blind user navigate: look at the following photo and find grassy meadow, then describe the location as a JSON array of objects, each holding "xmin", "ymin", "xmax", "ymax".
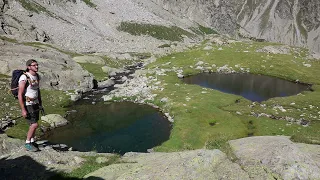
[
  {"xmin": 1, "ymin": 33, "xmax": 319, "ymax": 155},
  {"xmin": 145, "ymin": 39, "xmax": 320, "ymax": 152}
]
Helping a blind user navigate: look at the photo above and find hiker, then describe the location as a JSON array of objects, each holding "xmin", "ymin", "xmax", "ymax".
[{"xmin": 18, "ymin": 59, "xmax": 42, "ymax": 152}]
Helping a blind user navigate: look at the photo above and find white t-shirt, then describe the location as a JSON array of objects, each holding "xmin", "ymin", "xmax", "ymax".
[{"xmin": 18, "ymin": 72, "xmax": 41, "ymax": 105}]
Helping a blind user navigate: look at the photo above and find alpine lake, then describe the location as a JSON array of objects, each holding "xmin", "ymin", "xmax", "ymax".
[
  {"xmin": 182, "ymin": 73, "xmax": 312, "ymax": 102},
  {"xmin": 45, "ymin": 92, "xmax": 172, "ymax": 155}
]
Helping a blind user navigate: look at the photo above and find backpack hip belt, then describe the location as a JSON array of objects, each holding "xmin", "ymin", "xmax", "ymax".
[{"xmin": 26, "ymin": 96, "xmax": 37, "ymax": 102}]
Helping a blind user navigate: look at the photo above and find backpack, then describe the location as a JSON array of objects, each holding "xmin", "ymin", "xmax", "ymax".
[{"xmin": 10, "ymin": 70, "xmax": 32, "ymax": 99}]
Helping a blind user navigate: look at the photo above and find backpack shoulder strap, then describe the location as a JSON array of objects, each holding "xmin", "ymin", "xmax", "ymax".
[
  {"xmin": 23, "ymin": 72, "xmax": 31, "ymax": 87},
  {"xmin": 35, "ymin": 73, "xmax": 39, "ymax": 80}
]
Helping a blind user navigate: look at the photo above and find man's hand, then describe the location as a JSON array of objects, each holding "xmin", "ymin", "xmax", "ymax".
[{"xmin": 22, "ymin": 109, "xmax": 28, "ymax": 118}]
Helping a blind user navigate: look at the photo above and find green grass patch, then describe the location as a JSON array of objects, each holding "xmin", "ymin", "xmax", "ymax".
[
  {"xmin": 190, "ymin": 25, "xmax": 218, "ymax": 36},
  {"xmin": 198, "ymin": 25, "xmax": 218, "ymax": 35},
  {"xmin": 146, "ymin": 40, "xmax": 320, "ymax": 152},
  {"xmin": 0, "ymin": 36, "xmax": 18, "ymax": 43},
  {"xmin": 148, "ymin": 72, "xmax": 248, "ymax": 152},
  {"xmin": 17, "ymin": 0, "xmax": 55, "ymax": 17},
  {"xmin": 78, "ymin": 63, "xmax": 107, "ymax": 81},
  {"xmin": 117, "ymin": 22, "xmax": 196, "ymax": 41},
  {"xmin": 82, "ymin": 0, "xmax": 97, "ymax": 8}
]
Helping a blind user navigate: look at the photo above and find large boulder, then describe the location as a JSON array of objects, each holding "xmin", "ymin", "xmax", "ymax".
[
  {"xmin": 0, "ymin": 134, "xmax": 23, "ymax": 156},
  {"xmin": 41, "ymin": 114, "xmax": 68, "ymax": 128},
  {"xmin": 84, "ymin": 149, "xmax": 250, "ymax": 179},
  {"xmin": 0, "ymin": 41, "xmax": 94, "ymax": 91},
  {"xmin": 229, "ymin": 136, "xmax": 320, "ymax": 180}
]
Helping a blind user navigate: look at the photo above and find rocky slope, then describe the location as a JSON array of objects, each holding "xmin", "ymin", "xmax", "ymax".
[
  {"xmin": 0, "ymin": 39, "xmax": 93, "ymax": 90},
  {"xmin": 0, "ymin": 0, "xmax": 201, "ymax": 54},
  {"xmin": 154, "ymin": 0, "xmax": 320, "ymax": 53},
  {"xmin": 150, "ymin": 0, "xmax": 238, "ymax": 35},
  {"xmin": 236, "ymin": 0, "xmax": 320, "ymax": 53},
  {"xmin": 1, "ymin": 0, "xmax": 320, "ymax": 57},
  {"xmin": 1, "ymin": 134, "xmax": 319, "ymax": 179}
]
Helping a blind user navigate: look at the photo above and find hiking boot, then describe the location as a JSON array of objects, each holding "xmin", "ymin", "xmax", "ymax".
[
  {"xmin": 25, "ymin": 143, "xmax": 39, "ymax": 152},
  {"xmin": 32, "ymin": 142, "xmax": 39, "ymax": 148}
]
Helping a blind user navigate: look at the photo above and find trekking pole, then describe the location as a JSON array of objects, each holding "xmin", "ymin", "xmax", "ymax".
[
  {"xmin": 39, "ymin": 106, "xmax": 46, "ymax": 116},
  {"xmin": 1, "ymin": 107, "xmax": 45, "ymax": 123}
]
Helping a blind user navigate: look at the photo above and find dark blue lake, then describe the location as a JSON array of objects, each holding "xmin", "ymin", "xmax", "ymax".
[
  {"xmin": 182, "ymin": 73, "xmax": 311, "ymax": 102},
  {"xmin": 46, "ymin": 101, "xmax": 171, "ymax": 155}
]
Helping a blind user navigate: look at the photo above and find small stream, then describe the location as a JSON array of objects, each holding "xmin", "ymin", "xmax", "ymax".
[{"xmin": 182, "ymin": 73, "xmax": 311, "ymax": 102}]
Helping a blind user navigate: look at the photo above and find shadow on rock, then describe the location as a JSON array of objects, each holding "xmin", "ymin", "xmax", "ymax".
[{"xmin": 0, "ymin": 156, "xmax": 103, "ymax": 180}]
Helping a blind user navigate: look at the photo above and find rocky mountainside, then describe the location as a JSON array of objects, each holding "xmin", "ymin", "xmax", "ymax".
[
  {"xmin": 236, "ymin": 0, "xmax": 320, "ymax": 53},
  {"xmin": 151, "ymin": 0, "xmax": 238, "ymax": 35},
  {"xmin": 153, "ymin": 0, "xmax": 320, "ymax": 53},
  {"xmin": 0, "ymin": 0, "xmax": 201, "ymax": 54},
  {"xmin": 1, "ymin": 0, "xmax": 319, "ymax": 59}
]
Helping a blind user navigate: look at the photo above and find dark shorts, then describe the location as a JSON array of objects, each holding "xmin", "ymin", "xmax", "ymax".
[{"xmin": 26, "ymin": 104, "xmax": 40, "ymax": 124}]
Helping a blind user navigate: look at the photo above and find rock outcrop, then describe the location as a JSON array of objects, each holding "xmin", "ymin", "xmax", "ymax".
[
  {"xmin": 229, "ymin": 136, "xmax": 320, "ymax": 180},
  {"xmin": 41, "ymin": 114, "xmax": 68, "ymax": 128},
  {"xmin": 0, "ymin": 0, "xmax": 200, "ymax": 54},
  {"xmin": 1, "ymin": 134, "xmax": 319, "ymax": 179},
  {"xmin": 153, "ymin": 0, "xmax": 320, "ymax": 53},
  {"xmin": 86, "ymin": 136, "xmax": 320, "ymax": 179},
  {"xmin": 85, "ymin": 149, "xmax": 250, "ymax": 179},
  {"xmin": 0, "ymin": 40, "xmax": 93, "ymax": 91},
  {"xmin": 152, "ymin": 0, "xmax": 238, "ymax": 35},
  {"xmin": 236, "ymin": 0, "xmax": 320, "ymax": 53}
]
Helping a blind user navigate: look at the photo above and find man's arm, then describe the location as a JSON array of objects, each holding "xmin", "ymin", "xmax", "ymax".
[
  {"xmin": 37, "ymin": 74, "xmax": 42, "ymax": 106},
  {"xmin": 38, "ymin": 88, "xmax": 42, "ymax": 107},
  {"xmin": 18, "ymin": 80, "xmax": 27, "ymax": 118}
]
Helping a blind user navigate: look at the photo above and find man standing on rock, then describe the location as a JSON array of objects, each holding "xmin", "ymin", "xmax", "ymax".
[{"xmin": 18, "ymin": 59, "xmax": 42, "ymax": 152}]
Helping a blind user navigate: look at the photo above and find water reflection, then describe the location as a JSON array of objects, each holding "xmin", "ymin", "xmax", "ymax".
[
  {"xmin": 46, "ymin": 102, "xmax": 171, "ymax": 154},
  {"xmin": 182, "ymin": 73, "xmax": 311, "ymax": 102}
]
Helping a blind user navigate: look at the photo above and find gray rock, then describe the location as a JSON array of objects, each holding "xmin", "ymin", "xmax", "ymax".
[
  {"xmin": 41, "ymin": 114, "xmax": 69, "ymax": 128},
  {"xmin": 256, "ymin": 46, "xmax": 291, "ymax": 54},
  {"xmin": 229, "ymin": 136, "xmax": 320, "ymax": 180},
  {"xmin": 70, "ymin": 94, "xmax": 81, "ymax": 101},
  {"xmin": 84, "ymin": 149, "xmax": 250, "ymax": 179},
  {"xmin": 203, "ymin": 46, "xmax": 213, "ymax": 50},
  {"xmin": 73, "ymin": 56, "xmax": 105, "ymax": 65},
  {"xmin": 98, "ymin": 79, "xmax": 115, "ymax": 88},
  {"xmin": 101, "ymin": 66, "xmax": 122, "ymax": 76},
  {"xmin": 0, "ymin": 42, "xmax": 94, "ymax": 91},
  {"xmin": 74, "ymin": 156, "xmax": 86, "ymax": 165},
  {"xmin": 0, "ymin": 134, "xmax": 24, "ymax": 156},
  {"xmin": 96, "ymin": 157, "xmax": 110, "ymax": 164},
  {"xmin": 160, "ymin": 97, "xmax": 168, "ymax": 103},
  {"xmin": 177, "ymin": 73, "xmax": 184, "ymax": 78}
]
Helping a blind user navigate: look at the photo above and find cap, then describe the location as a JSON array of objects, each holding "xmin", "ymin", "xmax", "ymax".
[{"xmin": 26, "ymin": 59, "xmax": 37, "ymax": 66}]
